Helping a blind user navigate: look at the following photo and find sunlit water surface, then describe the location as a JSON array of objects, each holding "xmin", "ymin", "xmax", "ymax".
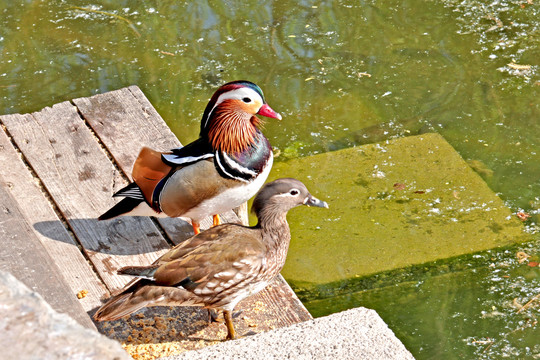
[{"xmin": 1, "ymin": 1, "xmax": 538, "ymax": 358}]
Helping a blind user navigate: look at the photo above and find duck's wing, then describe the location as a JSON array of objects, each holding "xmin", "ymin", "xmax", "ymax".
[
  {"xmin": 130, "ymin": 138, "xmax": 214, "ymax": 208},
  {"xmin": 161, "ymin": 138, "xmax": 214, "ymax": 166},
  {"xmin": 156, "ymin": 224, "xmax": 252, "ymax": 264},
  {"xmin": 151, "ymin": 227, "xmax": 266, "ymax": 299}
]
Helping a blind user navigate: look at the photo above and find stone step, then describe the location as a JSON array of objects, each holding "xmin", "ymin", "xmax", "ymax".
[
  {"xmin": 161, "ymin": 307, "xmax": 414, "ymax": 360},
  {"xmin": 269, "ymin": 133, "xmax": 530, "ymax": 292},
  {"xmin": 0, "ymin": 271, "xmax": 130, "ymax": 360}
]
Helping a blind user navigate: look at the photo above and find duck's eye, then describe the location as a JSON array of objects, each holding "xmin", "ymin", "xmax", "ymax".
[
  {"xmin": 290, "ymin": 189, "xmax": 299, "ymax": 196},
  {"xmin": 242, "ymin": 97, "xmax": 252, "ymax": 103}
]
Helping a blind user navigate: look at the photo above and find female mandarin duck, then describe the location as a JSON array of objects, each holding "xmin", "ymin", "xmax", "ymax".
[
  {"xmin": 94, "ymin": 178, "xmax": 328, "ymax": 340},
  {"xmin": 99, "ymin": 80, "xmax": 282, "ymax": 234}
]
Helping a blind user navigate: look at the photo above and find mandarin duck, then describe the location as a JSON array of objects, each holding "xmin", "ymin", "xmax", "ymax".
[
  {"xmin": 94, "ymin": 178, "xmax": 328, "ymax": 340},
  {"xmin": 99, "ymin": 80, "xmax": 281, "ymax": 234}
]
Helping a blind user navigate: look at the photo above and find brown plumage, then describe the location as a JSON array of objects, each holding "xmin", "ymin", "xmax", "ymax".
[{"xmin": 93, "ymin": 178, "xmax": 328, "ymax": 340}]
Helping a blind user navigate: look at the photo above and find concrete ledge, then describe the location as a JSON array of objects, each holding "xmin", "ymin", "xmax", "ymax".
[
  {"xmin": 0, "ymin": 271, "xmax": 130, "ymax": 360},
  {"xmin": 161, "ymin": 307, "xmax": 414, "ymax": 360}
]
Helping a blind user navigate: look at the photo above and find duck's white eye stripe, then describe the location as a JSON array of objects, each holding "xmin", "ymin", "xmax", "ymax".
[
  {"xmin": 275, "ymin": 188, "xmax": 301, "ymax": 198},
  {"xmin": 203, "ymin": 87, "xmax": 263, "ymax": 129},
  {"xmin": 216, "ymin": 88, "xmax": 262, "ymax": 106}
]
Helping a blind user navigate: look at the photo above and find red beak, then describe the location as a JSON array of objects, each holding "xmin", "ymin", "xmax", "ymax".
[{"xmin": 257, "ymin": 104, "xmax": 282, "ymax": 120}]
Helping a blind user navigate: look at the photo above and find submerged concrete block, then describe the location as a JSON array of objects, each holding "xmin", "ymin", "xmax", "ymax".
[
  {"xmin": 162, "ymin": 307, "xmax": 414, "ymax": 360},
  {"xmin": 270, "ymin": 133, "xmax": 529, "ymax": 289},
  {"xmin": 0, "ymin": 271, "xmax": 130, "ymax": 360}
]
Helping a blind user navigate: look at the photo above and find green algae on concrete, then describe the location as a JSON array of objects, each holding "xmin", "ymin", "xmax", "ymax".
[
  {"xmin": 270, "ymin": 133, "xmax": 530, "ymax": 290},
  {"xmin": 302, "ymin": 249, "xmax": 540, "ymax": 360}
]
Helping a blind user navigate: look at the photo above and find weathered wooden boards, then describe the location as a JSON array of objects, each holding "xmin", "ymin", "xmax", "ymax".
[
  {"xmin": 0, "ymin": 123, "xmax": 108, "ymax": 315},
  {"xmin": 0, "ymin": 176, "xmax": 95, "ymax": 329},
  {"xmin": 2, "ymin": 101, "xmax": 170, "ymax": 293},
  {"xmin": 0, "ymin": 86, "xmax": 311, "ymax": 349}
]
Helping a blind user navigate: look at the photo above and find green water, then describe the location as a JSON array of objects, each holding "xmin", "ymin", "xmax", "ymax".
[{"xmin": 1, "ymin": 1, "xmax": 539, "ymax": 358}]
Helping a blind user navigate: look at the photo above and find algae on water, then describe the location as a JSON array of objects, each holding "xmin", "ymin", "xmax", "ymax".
[{"xmin": 270, "ymin": 133, "xmax": 530, "ymax": 290}]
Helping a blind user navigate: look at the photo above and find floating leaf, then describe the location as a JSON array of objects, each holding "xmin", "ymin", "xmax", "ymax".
[
  {"xmin": 508, "ymin": 63, "xmax": 531, "ymax": 70},
  {"xmin": 517, "ymin": 251, "xmax": 531, "ymax": 263}
]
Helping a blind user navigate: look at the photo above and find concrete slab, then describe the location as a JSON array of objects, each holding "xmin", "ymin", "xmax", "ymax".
[
  {"xmin": 0, "ymin": 271, "xmax": 130, "ymax": 360},
  {"xmin": 161, "ymin": 307, "xmax": 414, "ymax": 360},
  {"xmin": 269, "ymin": 133, "xmax": 530, "ymax": 291}
]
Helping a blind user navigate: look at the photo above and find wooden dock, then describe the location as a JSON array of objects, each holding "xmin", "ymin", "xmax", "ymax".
[{"xmin": 0, "ymin": 86, "xmax": 311, "ymax": 358}]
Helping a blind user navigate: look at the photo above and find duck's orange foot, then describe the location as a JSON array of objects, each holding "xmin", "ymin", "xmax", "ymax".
[
  {"xmin": 213, "ymin": 214, "xmax": 221, "ymax": 227},
  {"xmin": 192, "ymin": 221, "xmax": 201, "ymax": 235}
]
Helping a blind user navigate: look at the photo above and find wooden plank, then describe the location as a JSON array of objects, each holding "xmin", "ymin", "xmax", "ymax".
[
  {"xmin": 251, "ymin": 275, "xmax": 312, "ymax": 324},
  {"xmin": 1, "ymin": 103, "xmax": 170, "ymax": 292},
  {"xmin": 0, "ymin": 125, "xmax": 108, "ymax": 312},
  {"xmin": 72, "ymin": 86, "xmax": 240, "ymax": 242},
  {"xmin": 72, "ymin": 86, "xmax": 180, "ymax": 175},
  {"xmin": 0, "ymin": 174, "xmax": 95, "ymax": 329}
]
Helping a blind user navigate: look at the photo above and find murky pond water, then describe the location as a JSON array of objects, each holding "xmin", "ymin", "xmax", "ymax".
[{"xmin": 1, "ymin": 1, "xmax": 538, "ymax": 358}]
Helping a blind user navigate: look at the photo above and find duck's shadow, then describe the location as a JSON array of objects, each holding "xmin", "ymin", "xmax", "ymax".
[
  {"xmin": 90, "ymin": 305, "xmax": 222, "ymax": 344},
  {"xmin": 33, "ymin": 216, "xmax": 194, "ymax": 256},
  {"xmin": 90, "ymin": 305, "xmax": 257, "ymax": 350}
]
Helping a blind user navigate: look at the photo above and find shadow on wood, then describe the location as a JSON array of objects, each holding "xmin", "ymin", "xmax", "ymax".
[
  {"xmin": 93, "ymin": 306, "xmax": 214, "ymax": 343},
  {"xmin": 91, "ymin": 276, "xmax": 307, "ymax": 348},
  {"xmin": 33, "ymin": 218, "xmax": 193, "ymax": 256}
]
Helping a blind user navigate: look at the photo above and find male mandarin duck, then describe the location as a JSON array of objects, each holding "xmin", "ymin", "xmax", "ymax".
[
  {"xmin": 94, "ymin": 178, "xmax": 328, "ymax": 340},
  {"xmin": 99, "ymin": 80, "xmax": 282, "ymax": 234}
]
